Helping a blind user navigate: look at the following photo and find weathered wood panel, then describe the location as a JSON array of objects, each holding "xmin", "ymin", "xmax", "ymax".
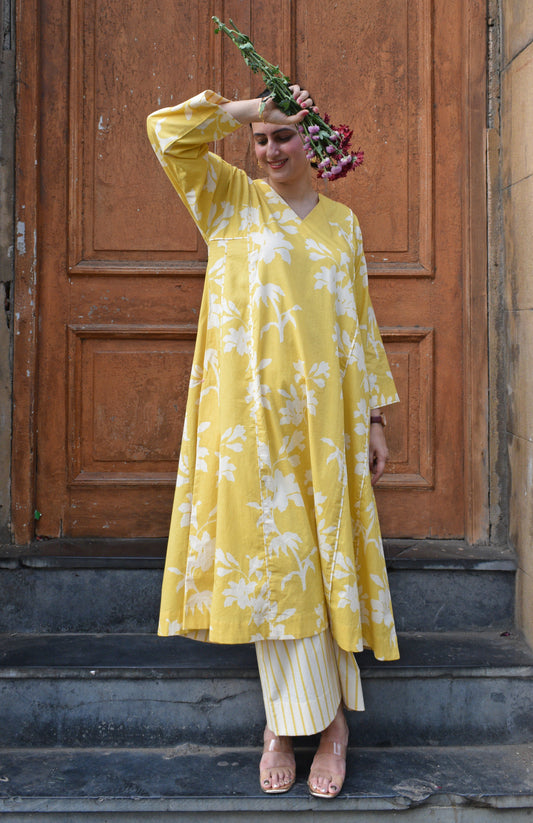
[{"xmin": 12, "ymin": 0, "xmax": 488, "ymax": 544}]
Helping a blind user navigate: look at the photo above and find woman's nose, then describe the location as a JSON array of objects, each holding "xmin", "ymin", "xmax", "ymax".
[{"xmin": 266, "ymin": 141, "xmax": 280, "ymax": 158}]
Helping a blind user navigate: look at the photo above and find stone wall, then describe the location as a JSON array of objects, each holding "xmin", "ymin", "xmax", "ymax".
[
  {"xmin": 502, "ymin": 0, "xmax": 533, "ymax": 646},
  {"xmin": 0, "ymin": 0, "xmax": 15, "ymax": 544}
]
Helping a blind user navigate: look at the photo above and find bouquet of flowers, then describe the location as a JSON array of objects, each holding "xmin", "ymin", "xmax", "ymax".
[{"xmin": 212, "ymin": 17, "xmax": 364, "ymax": 181}]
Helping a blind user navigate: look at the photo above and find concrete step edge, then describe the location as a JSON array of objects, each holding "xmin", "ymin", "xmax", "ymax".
[
  {"xmin": 1, "ymin": 630, "xmax": 532, "ymax": 680},
  {"xmin": 0, "ymin": 538, "xmax": 516, "ymax": 570},
  {"xmin": 0, "ymin": 744, "xmax": 532, "ymax": 814}
]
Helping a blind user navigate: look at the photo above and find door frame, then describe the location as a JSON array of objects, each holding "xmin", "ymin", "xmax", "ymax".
[{"xmin": 11, "ymin": 0, "xmax": 489, "ymax": 546}]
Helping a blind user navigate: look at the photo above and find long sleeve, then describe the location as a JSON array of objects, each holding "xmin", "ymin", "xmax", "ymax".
[
  {"xmin": 351, "ymin": 216, "xmax": 399, "ymax": 409},
  {"xmin": 146, "ymin": 90, "xmax": 247, "ymax": 241}
]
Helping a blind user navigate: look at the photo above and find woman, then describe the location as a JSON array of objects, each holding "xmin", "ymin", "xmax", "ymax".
[{"xmin": 147, "ymin": 85, "xmax": 399, "ymax": 798}]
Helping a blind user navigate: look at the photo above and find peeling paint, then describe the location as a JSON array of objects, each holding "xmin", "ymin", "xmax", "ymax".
[{"xmin": 16, "ymin": 221, "xmax": 26, "ymax": 255}]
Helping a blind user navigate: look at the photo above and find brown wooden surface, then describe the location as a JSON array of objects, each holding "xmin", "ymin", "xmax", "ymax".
[
  {"xmin": 12, "ymin": 0, "xmax": 488, "ymax": 545},
  {"xmin": 11, "ymin": 0, "xmax": 40, "ymax": 545}
]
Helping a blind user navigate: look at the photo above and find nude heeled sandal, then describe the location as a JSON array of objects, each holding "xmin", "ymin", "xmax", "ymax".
[
  {"xmin": 259, "ymin": 735, "xmax": 296, "ymax": 794},
  {"xmin": 307, "ymin": 739, "xmax": 347, "ymax": 798}
]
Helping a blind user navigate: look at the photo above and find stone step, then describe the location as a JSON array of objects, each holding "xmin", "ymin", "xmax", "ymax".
[
  {"xmin": 1, "ymin": 631, "xmax": 532, "ymax": 748},
  {"xmin": 0, "ymin": 744, "xmax": 532, "ymax": 820},
  {"xmin": 0, "ymin": 541, "xmax": 516, "ymax": 634}
]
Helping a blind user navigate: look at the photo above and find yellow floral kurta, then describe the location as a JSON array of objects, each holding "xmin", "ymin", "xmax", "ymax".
[{"xmin": 147, "ymin": 91, "xmax": 399, "ymax": 661}]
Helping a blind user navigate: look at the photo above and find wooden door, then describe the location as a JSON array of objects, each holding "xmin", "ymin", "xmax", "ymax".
[{"xmin": 13, "ymin": 0, "xmax": 488, "ymax": 545}]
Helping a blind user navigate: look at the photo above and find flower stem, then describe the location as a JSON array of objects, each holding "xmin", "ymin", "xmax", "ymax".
[{"xmin": 212, "ymin": 17, "xmax": 363, "ymax": 180}]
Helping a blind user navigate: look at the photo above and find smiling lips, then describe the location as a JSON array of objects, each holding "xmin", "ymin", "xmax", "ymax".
[{"xmin": 268, "ymin": 159, "xmax": 287, "ymax": 169}]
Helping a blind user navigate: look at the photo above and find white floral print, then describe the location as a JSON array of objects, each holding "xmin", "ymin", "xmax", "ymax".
[{"xmin": 147, "ymin": 91, "xmax": 399, "ymax": 660}]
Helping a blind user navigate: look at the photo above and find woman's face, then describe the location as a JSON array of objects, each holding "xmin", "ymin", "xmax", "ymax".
[{"xmin": 251, "ymin": 122, "xmax": 310, "ymax": 187}]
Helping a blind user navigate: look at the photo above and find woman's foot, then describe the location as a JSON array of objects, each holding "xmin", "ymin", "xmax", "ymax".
[
  {"xmin": 307, "ymin": 705, "xmax": 349, "ymax": 798},
  {"xmin": 259, "ymin": 726, "xmax": 296, "ymax": 794}
]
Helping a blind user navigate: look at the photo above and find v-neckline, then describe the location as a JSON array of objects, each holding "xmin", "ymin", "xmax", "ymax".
[{"xmin": 259, "ymin": 180, "xmax": 321, "ymax": 223}]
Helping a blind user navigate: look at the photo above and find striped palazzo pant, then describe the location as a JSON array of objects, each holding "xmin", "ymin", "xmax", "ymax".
[{"xmin": 255, "ymin": 628, "xmax": 365, "ymax": 737}]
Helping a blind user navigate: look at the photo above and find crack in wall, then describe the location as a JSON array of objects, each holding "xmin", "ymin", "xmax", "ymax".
[
  {"xmin": 2, "ymin": 0, "xmax": 13, "ymax": 51},
  {"xmin": 486, "ymin": 0, "xmax": 509, "ymax": 547}
]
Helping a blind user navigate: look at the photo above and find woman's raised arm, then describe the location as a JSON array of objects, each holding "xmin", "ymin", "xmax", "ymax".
[{"xmin": 219, "ymin": 85, "xmax": 315, "ymax": 125}]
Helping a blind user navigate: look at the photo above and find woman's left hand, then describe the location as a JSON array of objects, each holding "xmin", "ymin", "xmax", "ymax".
[
  {"xmin": 369, "ymin": 423, "xmax": 389, "ymax": 486},
  {"xmin": 289, "ymin": 85, "xmax": 317, "ymax": 112},
  {"xmin": 260, "ymin": 85, "xmax": 318, "ymax": 125}
]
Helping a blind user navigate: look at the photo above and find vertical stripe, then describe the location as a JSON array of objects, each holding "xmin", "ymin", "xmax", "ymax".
[
  {"xmin": 255, "ymin": 629, "xmax": 365, "ymax": 736},
  {"xmin": 317, "ymin": 630, "xmax": 336, "ymax": 723},
  {"xmin": 283, "ymin": 640, "xmax": 307, "ymax": 732},
  {"xmin": 301, "ymin": 639, "xmax": 327, "ymax": 730},
  {"xmin": 265, "ymin": 641, "xmax": 290, "ymax": 733}
]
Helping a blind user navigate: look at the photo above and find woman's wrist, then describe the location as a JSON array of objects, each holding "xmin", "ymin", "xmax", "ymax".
[
  {"xmin": 370, "ymin": 410, "xmax": 386, "ymax": 427},
  {"xmin": 219, "ymin": 98, "xmax": 263, "ymax": 124}
]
